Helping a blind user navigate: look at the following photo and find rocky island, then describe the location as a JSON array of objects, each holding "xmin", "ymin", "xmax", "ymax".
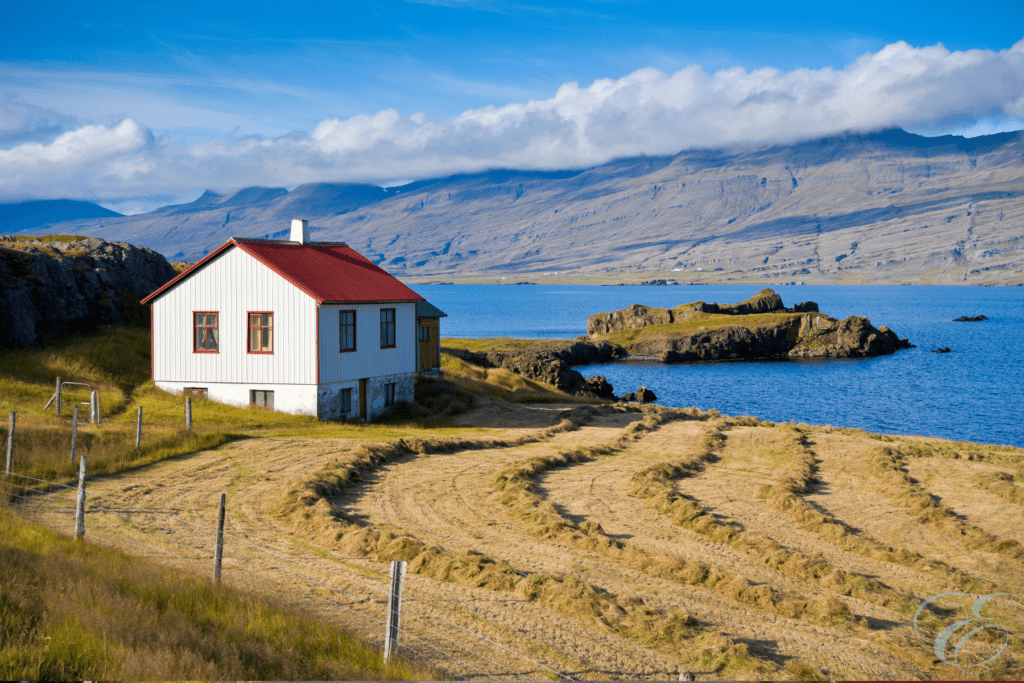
[
  {"xmin": 588, "ymin": 289, "xmax": 914, "ymax": 362},
  {"xmin": 442, "ymin": 289, "xmax": 913, "ymax": 400}
]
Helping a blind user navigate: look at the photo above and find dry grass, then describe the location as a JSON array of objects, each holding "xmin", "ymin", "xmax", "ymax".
[
  {"xmin": 870, "ymin": 444, "xmax": 1024, "ymax": 559},
  {"xmin": 975, "ymin": 471, "xmax": 1024, "ymax": 506},
  {"xmin": 627, "ymin": 421, "xmax": 932, "ymax": 621},
  {"xmin": 488, "ymin": 409, "xmax": 869, "ymax": 639},
  {"xmin": 0, "ymin": 507, "xmax": 428, "ymax": 681},
  {"xmin": 273, "ymin": 407, "xmax": 774, "ymax": 676}
]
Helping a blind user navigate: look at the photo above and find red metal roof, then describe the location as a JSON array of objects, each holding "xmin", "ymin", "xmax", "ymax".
[{"xmin": 141, "ymin": 238, "xmax": 424, "ymax": 305}]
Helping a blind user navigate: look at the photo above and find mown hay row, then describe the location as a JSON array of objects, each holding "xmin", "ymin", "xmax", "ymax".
[
  {"xmin": 974, "ymin": 471, "xmax": 1024, "ymax": 506},
  {"xmin": 869, "ymin": 444, "xmax": 1024, "ymax": 559},
  {"xmin": 752, "ymin": 427, "xmax": 926, "ymax": 614},
  {"xmin": 273, "ymin": 404, "xmax": 773, "ymax": 675},
  {"xmin": 489, "ymin": 412, "xmax": 858, "ymax": 630},
  {"xmin": 630, "ymin": 422, "xmax": 937, "ymax": 621},
  {"xmin": 276, "ymin": 405, "xmax": 597, "ymax": 516}
]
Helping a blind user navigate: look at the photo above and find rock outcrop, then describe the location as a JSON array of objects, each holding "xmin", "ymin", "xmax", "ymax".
[
  {"xmin": 0, "ymin": 236, "xmax": 176, "ymax": 347},
  {"xmin": 590, "ymin": 289, "xmax": 913, "ymax": 363},
  {"xmin": 953, "ymin": 315, "xmax": 988, "ymax": 322},
  {"xmin": 441, "ymin": 340, "xmax": 625, "ymax": 398}
]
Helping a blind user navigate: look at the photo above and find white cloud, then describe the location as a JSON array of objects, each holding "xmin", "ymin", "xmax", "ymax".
[
  {"xmin": 0, "ymin": 93, "xmax": 78, "ymax": 146},
  {"xmin": 1, "ymin": 37, "xmax": 1023, "ymax": 203}
]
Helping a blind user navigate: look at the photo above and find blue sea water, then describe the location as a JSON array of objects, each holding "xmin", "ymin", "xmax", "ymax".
[{"xmin": 416, "ymin": 284, "xmax": 1024, "ymax": 447}]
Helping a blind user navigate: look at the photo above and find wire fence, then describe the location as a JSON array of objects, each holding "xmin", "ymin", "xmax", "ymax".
[{"xmin": 0, "ymin": 468, "xmax": 573, "ymax": 681}]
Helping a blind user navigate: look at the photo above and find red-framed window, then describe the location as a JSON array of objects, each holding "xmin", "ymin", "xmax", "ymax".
[
  {"xmin": 193, "ymin": 312, "xmax": 219, "ymax": 352},
  {"xmin": 340, "ymin": 310, "xmax": 356, "ymax": 352},
  {"xmin": 380, "ymin": 308, "xmax": 396, "ymax": 348},
  {"xmin": 248, "ymin": 312, "xmax": 274, "ymax": 353}
]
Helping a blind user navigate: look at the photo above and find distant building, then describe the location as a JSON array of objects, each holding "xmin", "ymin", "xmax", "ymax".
[{"xmin": 141, "ymin": 219, "xmax": 442, "ymax": 420}]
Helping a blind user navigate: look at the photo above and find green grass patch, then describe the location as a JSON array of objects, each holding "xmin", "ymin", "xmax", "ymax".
[
  {"xmin": 0, "ymin": 507, "xmax": 428, "ymax": 681},
  {"xmin": 594, "ymin": 312, "xmax": 803, "ymax": 346}
]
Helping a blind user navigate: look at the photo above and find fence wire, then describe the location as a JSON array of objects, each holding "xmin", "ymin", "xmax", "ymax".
[{"xmin": 1, "ymin": 470, "xmax": 573, "ymax": 681}]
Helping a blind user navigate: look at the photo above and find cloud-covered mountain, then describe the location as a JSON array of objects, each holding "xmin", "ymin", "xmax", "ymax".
[
  {"xmin": 2, "ymin": 39, "xmax": 1023, "ymax": 207},
  {"xmin": 24, "ymin": 128, "xmax": 1024, "ymax": 285},
  {"xmin": 0, "ymin": 199, "xmax": 121, "ymax": 233}
]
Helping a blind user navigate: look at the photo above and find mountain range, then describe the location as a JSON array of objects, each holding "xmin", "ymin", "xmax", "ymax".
[{"xmin": 8, "ymin": 128, "xmax": 1024, "ymax": 284}]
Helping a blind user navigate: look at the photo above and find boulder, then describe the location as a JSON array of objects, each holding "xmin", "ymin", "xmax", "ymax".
[
  {"xmin": 953, "ymin": 315, "xmax": 988, "ymax": 322},
  {"xmin": 578, "ymin": 375, "xmax": 615, "ymax": 399},
  {"xmin": 620, "ymin": 392, "xmax": 637, "ymax": 402},
  {"xmin": 932, "ymin": 347, "xmax": 953, "ymax": 353},
  {"xmin": 637, "ymin": 386, "xmax": 657, "ymax": 403}
]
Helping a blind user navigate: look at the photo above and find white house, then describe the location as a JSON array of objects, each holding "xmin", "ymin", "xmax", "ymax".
[{"xmin": 141, "ymin": 219, "xmax": 428, "ymax": 420}]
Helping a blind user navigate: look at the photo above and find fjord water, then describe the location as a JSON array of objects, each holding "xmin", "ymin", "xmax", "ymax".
[{"xmin": 419, "ymin": 284, "xmax": 1024, "ymax": 447}]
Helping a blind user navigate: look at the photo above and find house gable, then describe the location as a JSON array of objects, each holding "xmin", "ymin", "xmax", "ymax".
[{"xmin": 151, "ymin": 245, "xmax": 317, "ymax": 386}]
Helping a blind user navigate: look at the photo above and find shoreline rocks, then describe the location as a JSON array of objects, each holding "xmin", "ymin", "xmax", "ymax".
[{"xmin": 441, "ymin": 339, "xmax": 625, "ymax": 398}]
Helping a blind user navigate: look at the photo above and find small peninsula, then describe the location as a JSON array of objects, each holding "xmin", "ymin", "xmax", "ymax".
[
  {"xmin": 442, "ymin": 289, "xmax": 913, "ymax": 399},
  {"xmin": 588, "ymin": 288, "xmax": 914, "ymax": 363}
]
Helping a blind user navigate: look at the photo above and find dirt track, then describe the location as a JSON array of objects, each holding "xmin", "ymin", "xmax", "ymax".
[{"xmin": 21, "ymin": 401, "xmax": 1024, "ymax": 680}]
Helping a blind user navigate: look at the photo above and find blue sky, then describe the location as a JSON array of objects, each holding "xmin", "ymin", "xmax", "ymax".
[{"xmin": 2, "ymin": 1, "xmax": 1023, "ymax": 212}]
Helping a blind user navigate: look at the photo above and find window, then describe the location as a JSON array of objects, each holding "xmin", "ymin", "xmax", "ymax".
[
  {"xmin": 248, "ymin": 312, "xmax": 273, "ymax": 353},
  {"xmin": 384, "ymin": 382, "xmax": 396, "ymax": 407},
  {"xmin": 418, "ymin": 325, "xmax": 430, "ymax": 341},
  {"xmin": 339, "ymin": 310, "xmax": 356, "ymax": 352},
  {"xmin": 184, "ymin": 387, "xmax": 208, "ymax": 398},
  {"xmin": 250, "ymin": 390, "xmax": 274, "ymax": 408},
  {"xmin": 193, "ymin": 312, "xmax": 219, "ymax": 352},
  {"xmin": 340, "ymin": 388, "xmax": 352, "ymax": 415},
  {"xmin": 380, "ymin": 308, "xmax": 395, "ymax": 348}
]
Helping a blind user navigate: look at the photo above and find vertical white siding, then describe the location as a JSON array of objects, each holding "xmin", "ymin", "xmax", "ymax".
[
  {"xmin": 152, "ymin": 247, "xmax": 316, "ymax": 385},
  {"xmin": 317, "ymin": 302, "xmax": 417, "ymax": 383}
]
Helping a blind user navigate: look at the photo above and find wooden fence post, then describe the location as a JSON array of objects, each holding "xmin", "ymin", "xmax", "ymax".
[
  {"xmin": 213, "ymin": 492, "xmax": 226, "ymax": 583},
  {"xmin": 185, "ymin": 397, "xmax": 192, "ymax": 431},
  {"xmin": 73, "ymin": 454, "xmax": 87, "ymax": 540},
  {"xmin": 383, "ymin": 559, "xmax": 407, "ymax": 661},
  {"xmin": 5, "ymin": 411, "xmax": 14, "ymax": 476},
  {"xmin": 135, "ymin": 406, "xmax": 143, "ymax": 453},
  {"xmin": 90, "ymin": 390, "xmax": 99, "ymax": 425},
  {"xmin": 70, "ymin": 406, "xmax": 78, "ymax": 464},
  {"xmin": 56, "ymin": 377, "xmax": 62, "ymax": 417}
]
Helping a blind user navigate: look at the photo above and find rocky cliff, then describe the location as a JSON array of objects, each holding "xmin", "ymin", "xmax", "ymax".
[
  {"xmin": 0, "ymin": 236, "xmax": 176, "ymax": 347},
  {"xmin": 589, "ymin": 289, "xmax": 912, "ymax": 362}
]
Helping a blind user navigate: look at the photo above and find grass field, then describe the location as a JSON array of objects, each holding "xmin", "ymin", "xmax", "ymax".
[
  {"xmin": 5, "ymin": 326, "xmax": 1024, "ymax": 680},
  {"xmin": 0, "ymin": 506, "xmax": 427, "ymax": 680}
]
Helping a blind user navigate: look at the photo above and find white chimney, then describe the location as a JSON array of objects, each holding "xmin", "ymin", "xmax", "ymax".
[{"xmin": 290, "ymin": 218, "xmax": 309, "ymax": 244}]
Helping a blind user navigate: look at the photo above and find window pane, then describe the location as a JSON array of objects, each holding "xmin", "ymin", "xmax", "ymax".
[
  {"xmin": 208, "ymin": 327, "xmax": 219, "ymax": 351},
  {"xmin": 208, "ymin": 313, "xmax": 217, "ymax": 326},
  {"xmin": 196, "ymin": 327, "xmax": 205, "ymax": 350},
  {"xmin": 195, "ymin": 312, "xmax": 204, "ymax": 326}
]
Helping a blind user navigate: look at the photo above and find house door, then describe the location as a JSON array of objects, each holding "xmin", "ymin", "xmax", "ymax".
[{"xmin": 358, "ymin": 379, "xmax": 367, "ymax": 420}]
